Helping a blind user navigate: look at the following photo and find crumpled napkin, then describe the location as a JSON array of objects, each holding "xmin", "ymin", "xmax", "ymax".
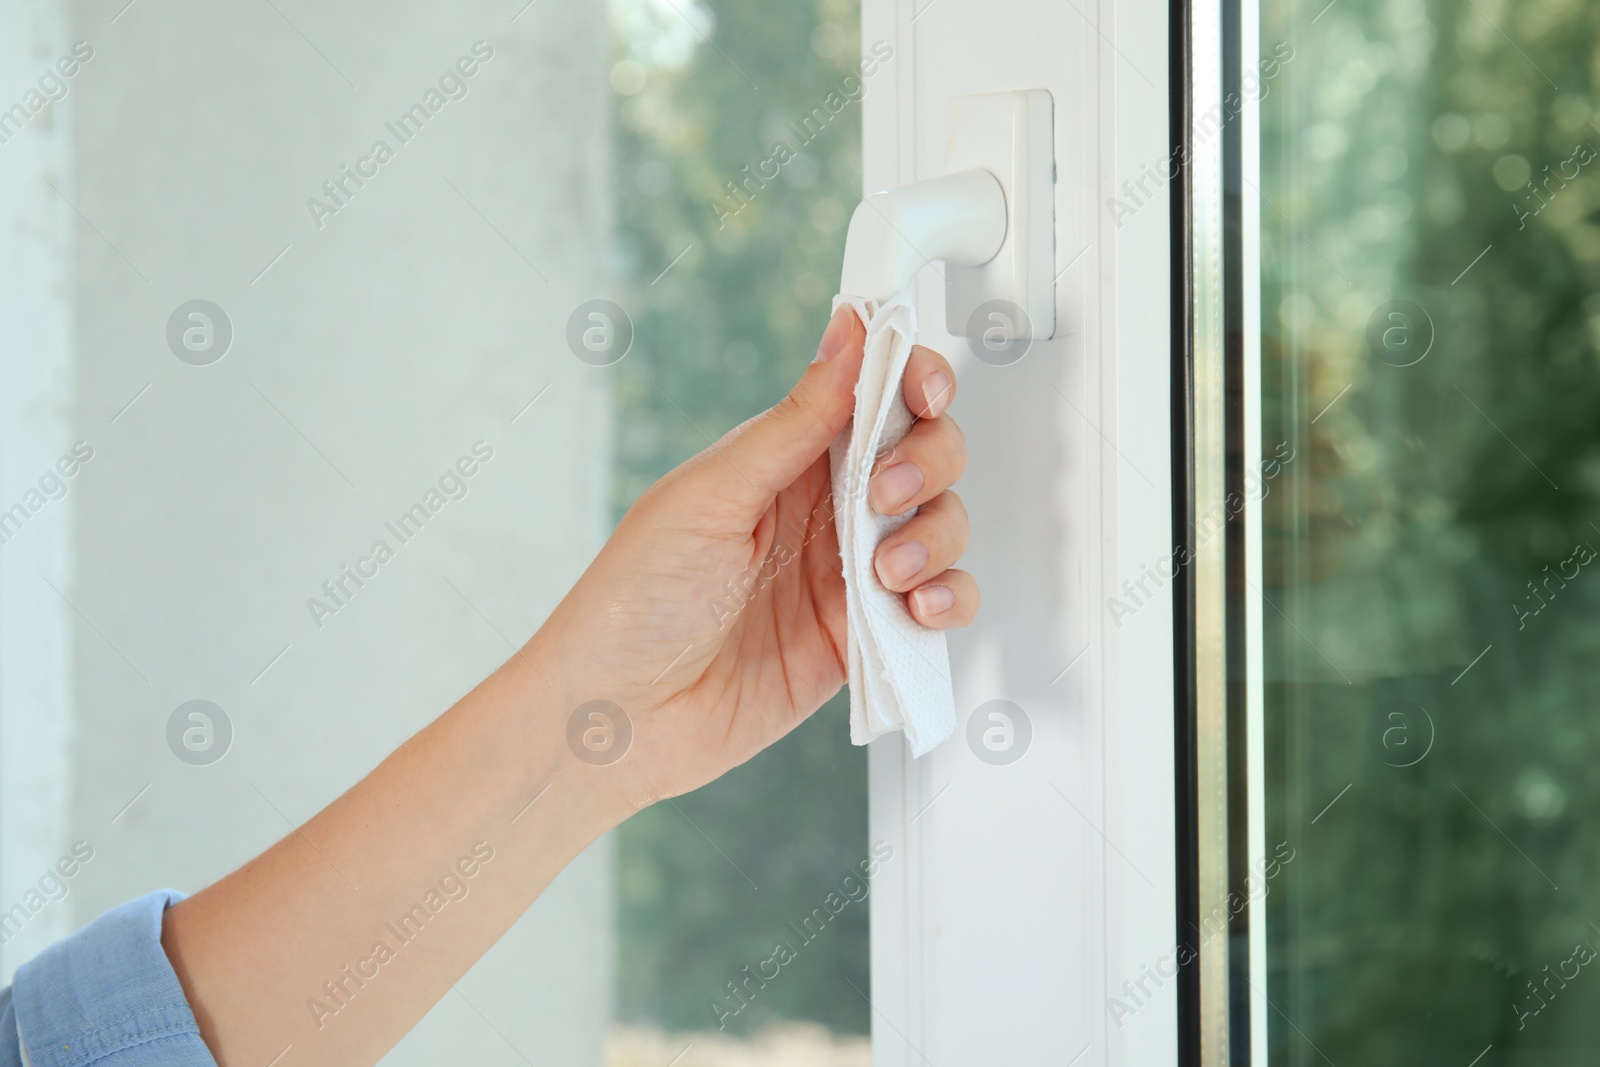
[{"xmin": 829, "ymin": 291, "xmax": 956, "ymax": 757}]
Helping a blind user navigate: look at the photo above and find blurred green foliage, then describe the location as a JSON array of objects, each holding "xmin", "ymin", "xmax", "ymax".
[
  {"xmin": 605, "ymin": 0, "xmax": 871, "ymax": 1035},
  {"xmin": 1259, "ymin": 0, "xmax": 1600, "ymax": 1061}
]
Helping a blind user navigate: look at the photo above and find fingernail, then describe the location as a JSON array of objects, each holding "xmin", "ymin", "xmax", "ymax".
[
  {"xmin": 876, "ymin": 541, "xmax": 929, "ymax": 589},
  {"xmin": 912, "ymin": 584, "xmax": 955, "ymax": 616},
  {"xmin": 814, "ymin": 308, "xmax": 852, "ymax": 363},
  {"xmin": 922, "ymin": 371, "xmax": 952, "ymax": 418},
  {"xmin": 870, "ymin": 462, "xmax": 923, "ymax": 513}
]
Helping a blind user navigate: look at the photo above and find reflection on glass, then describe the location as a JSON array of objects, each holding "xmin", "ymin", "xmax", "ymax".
[{"xmin": 1256, "ymin": 0, "xmax": 1600, "ymax": 1061}]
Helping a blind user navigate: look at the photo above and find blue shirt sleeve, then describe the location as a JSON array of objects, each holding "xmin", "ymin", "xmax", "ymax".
[
  {"xmin": 3, "ymin": 890, "xmax": 216, "ymax": 1067},
  {"xmin": 0, "ymin": 983, "xmax": 20, "ymax": 1067}
]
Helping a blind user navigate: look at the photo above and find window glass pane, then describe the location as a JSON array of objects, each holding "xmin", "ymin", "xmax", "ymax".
[
  {"xmin": 609, "ymin": 0, "xmax": 869, "ymax": 1056},
  {"xmin": 1255, "ymin": 0, "xmax": 1600, "ymax": 1061},
  {"xmin": 0, "ymin": 0, "xmax": 867, "ymax": 1063}
]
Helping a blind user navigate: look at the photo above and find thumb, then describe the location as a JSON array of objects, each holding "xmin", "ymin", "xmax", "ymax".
[{"xmin": 699, "ymin": 306, "xmax": 866, "ymax": 513}]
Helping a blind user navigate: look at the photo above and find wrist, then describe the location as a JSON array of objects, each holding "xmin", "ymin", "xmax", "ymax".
[{"xmin": 489, "ymin": 627, "xmax": 645, "ymax": 838}]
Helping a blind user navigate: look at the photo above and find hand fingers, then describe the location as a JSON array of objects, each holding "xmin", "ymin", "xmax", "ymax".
[
  {"xmin": 873, "ymin": 491, "xmax": 969, "ymax": 592},
  {"xmin": 907, "ymin": 568, "xmax": 979, "ymax": 629},
  {"xmin": 868, "ymin": 414, "xmax": 966, "ymax": 516},
  {"xmin": 903, "ymin": 345, "xmax": 957, "ymax": 420}
]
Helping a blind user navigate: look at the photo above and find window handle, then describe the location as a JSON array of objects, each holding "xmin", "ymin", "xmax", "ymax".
[
  {"xmin": 839, "ymin": 89, "xmax": 1057, "ymax": 341},
  {"xmin": 839, "ymin": 168, "xmax": 1006, "ymax": 303}
]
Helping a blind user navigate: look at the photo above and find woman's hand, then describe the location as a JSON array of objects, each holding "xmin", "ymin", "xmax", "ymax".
[
  {"xmin": 162, "ymin": 308, "xmax": 980, "ymax": 1067},
  {"xmin": 530, "ymin": 305, "xmax": 980, "ymax": 806}
]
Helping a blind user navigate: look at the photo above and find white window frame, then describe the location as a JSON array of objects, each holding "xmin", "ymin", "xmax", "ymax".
[{"xmin": 859, "ymin": 0, "xmax": 1180, "ymax": 1061}]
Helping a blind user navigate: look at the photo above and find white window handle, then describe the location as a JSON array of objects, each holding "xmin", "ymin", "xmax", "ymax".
[
  {"xmin": 838, "ymin": 89, "xmax": 1057, "ymax": 341},
  {"xmin": 838, "ymin": 168, "xmax": 1007, "ymax": 302}
]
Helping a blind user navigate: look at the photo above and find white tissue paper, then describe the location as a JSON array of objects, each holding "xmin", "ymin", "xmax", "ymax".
[{"xmin": 829, "ymin": 290, "xmax": 956, "ymax": 757}]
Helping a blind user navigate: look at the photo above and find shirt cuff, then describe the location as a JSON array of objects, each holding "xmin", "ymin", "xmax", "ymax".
[{"xmin": 10, "ymin": 890, "xmax": 216, "ymax": 1067}]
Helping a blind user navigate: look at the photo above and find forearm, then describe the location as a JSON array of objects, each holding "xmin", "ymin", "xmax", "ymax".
[
  {"xmin": 161, "ymin": 635, "xmax": 630, "ymax": 1067},
  {"xmin": 150, "ymin": 310, "xmax": 977, "ymax": 1066}
]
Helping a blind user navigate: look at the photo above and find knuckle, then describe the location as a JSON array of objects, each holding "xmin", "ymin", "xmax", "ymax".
[
  {"xmin": 924, "ymin": 494, "xmax": 969, "ymax": 555},
  {"xmin": 947, "ymin": 512, "xmax": 971, "ymax": 556},
  {"xmin": 937, "ymin": 423, "xmax": 969, "ymax": 478},
  {"xmin": 771, "ymin": 389, "xmax": 810, "ymax": 423},
  {"xmin": 912, "ymin": 343, "xmax": 952, "ymax": 372},
  {"xmin": 940, "ymin": 414, "xmax": 967, "ymax": 450}
]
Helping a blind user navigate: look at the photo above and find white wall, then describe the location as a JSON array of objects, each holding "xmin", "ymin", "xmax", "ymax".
[
  {"xmin": 1, "ymin": 0, "xmax": 615, "ymax": 1062},
  {"xmin": 0, "ymin": 0, "xmax": 79, "ymax": 981}
]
